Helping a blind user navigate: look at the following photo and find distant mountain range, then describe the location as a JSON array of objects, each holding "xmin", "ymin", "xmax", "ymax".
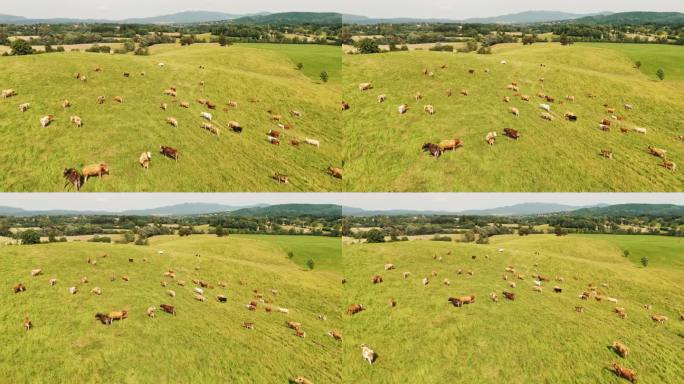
[
  {"xmin": 343, "ymin": 11, "xmax": 683, "ymax": 25},
  {"xmin": 343, "ymin": 203, "xmax": 684, "ymax": 217},
  {"xmin": 0, "ymin": 11, "xmax": 338, "ymax": 25},
  {"xmin": 0, "ymin": 203, "xmax": 340, "ymax": 217}
]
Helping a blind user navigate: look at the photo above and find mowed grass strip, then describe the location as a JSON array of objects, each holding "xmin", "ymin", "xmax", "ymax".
[
  {"xmin": 0, "ymin": 43, "xmax": 342, "ymax": 192},
  {"xmin": 0, "ymin": 235, "xmax": 342, "ymax": 383},
  {"xmin": 343, "ymin": 43, "xmax": 684, "ymax": 191},
  {"xmin": 342, "ymin": 235, "xmax": 684, "ymax": 383}
]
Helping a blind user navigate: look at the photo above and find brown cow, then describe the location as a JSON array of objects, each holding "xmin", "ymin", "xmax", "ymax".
[
  {"xmin": 63, "ymin": 168, "xmax": 83, "ymax": 191},
  {"xmin": 611, "ymin": 363, "xmax": 636, "ymax": 383},
  {"xmin": 82, "ymin": 164, "xmax": 109, "ymax": 182},
  {"xmin": 347, "ymin": 304, "xmax": 365, "ymax": 315},
  {"xmin": 371, "ymin": 275, "xmax": 383, "ymax": 284},
  {"xmin": 613, "ymin": 341, "xmax": 629, "ymax": 357},
  {"xmin": 160, "ymin": 146, "xmax": 179, "ymax": 161},
  {"xmin": 328, "ymin": 167, "xmax": 342, "ymax": 179},
  {"xmin": 160, "ymin": 304, "xmax": 176, "ymax": 315},
  {"xmin": 503, "ymin": 291, "xmax": 516, "ymax": 300},
  {"xmin": 504, "ymin": 128, "xmax": 520, "ymax": 140}
]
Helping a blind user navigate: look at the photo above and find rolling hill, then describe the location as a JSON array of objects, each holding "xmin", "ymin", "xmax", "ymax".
[
  {"xmin": 343, "ymin": 11, "xmax": 612, "ymax": 25},
  {"xmin": 231, "ymin": 12, "xmax": 342, "ymax": 25},
  {"xmin": 572, "ymin": 12, "xmax": 684, "ymax": 25},
  {"xmin": 229, "ymin": 204, "xmax": 342, "ymax": 217},
  {"xmin": 568, "ymin": 204, "xmax": 684, "ymax": 217}
]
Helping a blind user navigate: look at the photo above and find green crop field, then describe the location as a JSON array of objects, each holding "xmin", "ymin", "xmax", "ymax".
[
  {"xmin": 343, "ymin": 43, "xmax": 684, "ymax": 191},
  {"xmin": 0, "ymin": 43, "xmax": 342, "ymax": 192},
  {"xmin": 0, "ymin": 235, "xmax": 342, "ymax": 383},
  {"xmin": 342, "ymin": 234, "xmax": 684, "ymax": 383}
]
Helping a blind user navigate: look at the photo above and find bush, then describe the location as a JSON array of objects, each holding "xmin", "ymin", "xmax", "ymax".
[
  {"xmin": 215, "ymin": 225, "xmax": 227, "ymax": 237},
  {"xmin": 178, "ymin": 227, "xmax": 193, "ymax": 237},
  {"xmin": 134, "ymin": 47, "xmax": 149, "ymax": 56},
  {"xmin": 355, "ymin": 38, "xmax": 380, "ymax": 54},
  {"xmin": 430, "ymin": 43, "xmax": 454, "ymax": 52},
  {"xmin": 306, "ymin": 259, "xmax": 315, "ymax": 269},
  {"xmin": 296, "ymin": 62, "xmax": 304, "ymax": 70},
  {"xmin": 462, "ymin": 231, "xmax": 475, "ymax": 243},
  {"xmin": 320, "ymin": 70, "xmax": 328, "ymax": 83},
  {"xmin": 477, "ymin": 46, "xmax": 492, "ymax": 54},
  {"xmin": 180, "ymin": 35, "xmax": 195, "ymax": 46},
  {"xmin": 431, "ymin": 235, "xmax": 452, "ymax": 242},
  {"xmin": 623, "ymin": 250, "xmax": 630, "ymax": 257},
  {"xmin": 634, "ymin": 61, "xmax": 642, "ymax": 69},
  {"xmin": 85, "ymin": 44, "xmax": 111, "ymax": 53},
  {"xmin": 135, "ymin": 237, "xmax": 149, "ymax": 246},
  {"xmin": 10, "ymin": 39, "xmax": 34, "ymax": 55},
  {"xmin": 287, "ymin": 251, "xmax": 294, "ymax": 259},
  {"xmin": 522, "ymin": 35, "xmax": 535, "ymax": 45},
  {"xmin": 365, "ymin": 229, "xmax": 385, "ymax": 243},
  {"xmin": 88, "ymin": 236, "xmax": 111, "ymax": 243},
  {"xmin": 656, "ymin": 68, "xmax": 665, "ymax": 80},
  {"xmin": 640, "ymin": 256, "xmax": 649, "ymax": 267},
  {"xmin": 19, "ymin": 230, "xmax": 41, "ymax": 245}
]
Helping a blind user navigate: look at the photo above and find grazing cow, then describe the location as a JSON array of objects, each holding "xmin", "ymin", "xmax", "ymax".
[
  {"xmin": 166, "ymin": 117, "xmax": 179, "ymax": 128},
  {"xmin": 69, "ymin": 116, "xmax": 83, "ymax": 127},
  {"xmin": 30, "ymin": 268, "xmax": 42, "ymax": 277},
  {"xmin": 377, "ymin": 94, "xmax": 386, "ymax": 103},
  {"xmin": 62, "ymin": 99, "xmax": 71, "ymax": 109},
  {"xmin": 272, "ymin": 173, "xmax": 289, "ymax": 184},
  {"xmin": 503, "ymin": 96, "xmax": 510, "ymax": 103},
  {"xmin": 553, "ymin": 286, "xmax": 563, "ymax": 293},
  {"xmin": 446, "ymin": 89, "xmax": 453, "ymax": 97},
  {"xmin": 49, "ymin": 278, "xmax": 57, "ymax": 286},
  {"xmin": 146, "ymin": 307, "xmax": 156, "ymax": 318},
  {"xmin": 447, "ymin": 297, "xmax": 462, "ymax": 307},
  {"xmin": 82, "ymin": 164, "xmax": 109, "ymax": 182},
  {"xmin": 19, "ymin": 103, "xmax": 30, "ymax": 112},
  {"xmin": 540, "ymin": 112, "xmax": 554, "ymax": 121},
  {"xmin": 606, "ymin": 107, "xmax": 616, "ymax": 114},
  {"xmin": 414, "ymin": 92, "xmax": 423, "ymax": 101},
  {"xmin": 564, "ymin": 112, "xmax": 577, "ymax": 121},
  {"xmin": 160, "ymin": 146, "xmax": 179, "ymax": 161},
  {"xmin": 227, "ymin": 121, "xmax": 242, "ymax": 134},
  {"xmin": 40, "ymin": 115, "xmax": 54, "ymax": 128},
  {"xmin": 327, "ymin": 166, "xmax": 343, "ymax": 179},
  {"xmin": 97, "ymin": 96, "xmax": 106, "ymax": 104},
  {"xmin": 139, "ymin": 152, "xmax": 152, "ymax": 170},
  {"xmin": 460, "ymin": 89, "xmax": 469, "ymax": 96},
  {"xmin": 217, "ymin": 295, "xmax": 228, "ymax": 303},
  {"xmin": 91, "ymin": 287, "xmax": 102, "ymax": 295},
  {"xmin": 268, "ymin": 129, "xmax": 281, "ymax": 138},
  {"xmin": 537, "ymin": 92, "xmax": 546, "ymax": 99},
  {"xmin": 615, "ymin": 307, "xmax": 626, "ymax": 319},
  {"xmin": 361, "ymin": 345, "xmax": 376, "ymax": 364},
  {"xmin": 114, "ymin": 96, "xmax": 124, "ymax": 104},
  {"xmin": 648, "ymin": 146, "xmax": 667, "ymax": 159},
  {"xmin": 200, "ymin": 112, "xmax": 213, "ymax": 121},
  {"xmin": 201, "ymin": 123, "xmax": 220, "ymax": 136},
  {"xmin": 268, "ymin": 136, "xmax": 281, "ymax": 145},
  {"xmin": 179, "ymin": 101, "xmax": 190, "ymax": 108},
  {"xmin": 566, "ymin": 95, "xmax": 575, "ymax": 102},
  {"xmin": 509, "ymin": 282, "xmax": 516, "ymax": 288},
  {"xmin": 539, "ymin": 104, "xmax": 551, "ymax": 112},
  {"xmin": 305, "ymin": 138, "xmax": 320, "ymax": 148},
  {"xmin": 164, "ymin": 89, "xmax": 177, "ymax": 97},
  {"xmin": 371, "ymin": 275, "xmax": 383, "ymax": 284},
  {"xmin": 347, "ymin": 304, "xmax": 365, "ymax": 315},
  {"xmin": 194, "ymin": 294, "xmax": 206, "ymax": 302},
  {"xmin": 439, "ymin": 139, "xmax": 462, "ymax": 152},
  {"xmin": 341, "ymin": 101, "xmax": 350, "ymax": 111},
  {"xmin": 327, "ymin": 330, "xmax": 343, "ymax": 341},
  {"xmin": 13, "ymin": 283, "xmax": 26, "ymax": 293},
  {"xmin": 599, "ymin": 150, "xmax": 614, "ymax": 160},
  {"xmin": 403, "ymin": 272, "xmax": 410, "ymax": 279},
  {"xmin": 509, "ymin": 107, "xmax": 520, "ymax": 117},
  {"xmin": 384, "ymin": 263, "xmax": 395, "ymax": 270},
  {"xmin": 69, "ymin": 286, "xmax": 78, "ymax": 295},
  {"xmin": 422, "ymin": 143, "xmax": 442, "ymax": 158},
  {"xmin": 443, "ymin": 278, "xmax": 451, "ymax": 286},
  {"xmin": 545, "ymin": 95, "xmax": 555, "ymax": 103},
  {"xmin": 167, "ymin": 290, "xmax": 176, "ymax": 298},
  {"xmin": 611, "ymin": 363, "xmax": 637, "ymax": 383},
  {"xmin": 23, "ymin": 316, "xmax": 32, "ymax": 331},
  {"xmin": 599, "ymin": 124, "xmax": 611, "ymax": 132},
  {"xmin": 206, "ymin": 101, "xmax": 216, "ymax": 110},
  {"xmin": 123, "ymin": 72, "xmax": 130, "ymax": 78},
  {"xmin": 421, "ymin": 277, "xmax": 429, "ymax": 286},
  {"xmin": 227, "ymin": 100, "xmax": 238, "ymax": 108},
  {"xmin": 521, "ymin": 95, "xmax": 530, "ymax": 102},
  {"xmin": 95, "ymin": 313, "xmax": 112, "ymax": 325},
  {"xmin": 503, "ymin": 291, "xmax": 515, "ymax": 300},
  {"xmin": 662, "ymin": 160, "xmax": 677, "ymax": 172},
  {"xmin": 424, "ymin": 105, "xmax": 435, "ymax": 115},
  {"xmin": 160, "ymin": 304, "xmax": 176, "ymax": 315},
  {"xmin": 490, "ymin": 292, "xmax": 498, "ymax": 302},
  {"xmin": 634, "ymin": 127, "xmax": 647, "ymax": 134},
  {"xmin": 613, "ymin": 341, "xmax": 629, "ymax": 358},
  {"xmin": 398, "ymin": 104, "xmax": 409, "ymax": 114},
  {"xmin": 359, "ymin": 83, "xmax": 373, "ymax": 91},
  {"xmin": 651, "ymin": 314, "xmax": 668, "ymax": 323},
  {"xmin": 2, "ymin": 89, "xmax": 17, "ymax": 98},
  {"xmin": 533, "ymin": 286, "xmax": 543, "ymax": 293},
  {"xmin": 503, "ymin": 128, "xmax": 520, "ymax": 140}
]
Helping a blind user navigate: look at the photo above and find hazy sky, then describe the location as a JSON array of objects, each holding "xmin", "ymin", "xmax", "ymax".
[
  {"xmin": 2, "ymin": 0, "xmax": 681, "ymax": 19},
  {"xmin": 1, "ymin": 0, "xmax": 340, "ymax": 19},
  {"xmin": 340, "ymin": 0, "xmax": 683, "ymax": 18},
  {"xmin": 1, "ymin": 193, "xmax": 682, "ymax": 213}
]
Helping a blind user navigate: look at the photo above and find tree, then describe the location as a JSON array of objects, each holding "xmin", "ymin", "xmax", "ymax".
[
  {"xmin": 522, "ymin": 35, "xmax": 535, "ymax": 45},
  {"xmin": 215, "ymin": 225, "xmax": 226, "ymax": 237},
  {"xmin": 287, "ymin": 251, "xmax": 294, "ymax": 259},
  {"xmin": 19, "ymin": 230, "xmax": 41, "ymax": 245},
  {"xmin": 355, "ymin": 38, "xmax": 380, "ymax": 54},
  {"xmin": 306, "ymin": 259, "xmax": 315, "ymax": 269},
  {"xmin": 178, "ymin": 227, "xmax": 193, "ymax": 237},
  {"xmin": 296, "ymin": 62, "xmax": 304, "ymax": 70},
  {"xmin": 518, "ymin": 227, "xmax": 531, "ymax": 236},
  {"xmin": 623, "ymin": 250, "xmax": 630, "ymax": 257},
  {"xmin": 11, "ymin": 39, "xmax": 34, "ymax": 55},
  {"xmin": 319, "ymin": 70, "xmax": 328, "ymax": 83},
  {"xmin": 656, "ymin": 68, "xmax": 665, "ymax": 80},
  {"xmin": 640, "ymin": 256, "xmax": 649, "ymax": 267},
  {"xmin": 180, "ymin": 35, "xmax": 195, "ymax": 46},
  {"xmin": 218, "ymin": 34, "xmax": 228, "ymax": 47},
  {"xmin": 634, "ymin": 60, "xmax": 642, "ymax": 69},
  {"xmin": 559, "ymin": 34, "xmax": 573, "ymax": 46},
  {"xmin": 365, "ymin": 229, "xmax": 385, "ymax": 243}
]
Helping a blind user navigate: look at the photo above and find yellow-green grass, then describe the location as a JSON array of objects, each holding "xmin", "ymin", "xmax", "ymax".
[
  {"xmin": 0, "ymin": 235, "xmax": 342, "ymax": 383},
  {"xmin": 0, "ymin": 43, "xmax": 341, "ymax": 191},
  {"xmin": 577, "ymin": 43, "xmax": 684, "ymax": 81},
  {"xmin": 343, "ymin": 43, "xmax": 684, "ymax": 191},
  {"xmin": 240, "ymin": 43, "xmax": 342, "ymax": 84},
  {"xmin": 343, "ymin": 234, "xmax": 684, "ymax": 383}
]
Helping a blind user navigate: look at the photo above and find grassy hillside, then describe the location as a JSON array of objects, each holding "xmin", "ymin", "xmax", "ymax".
[
  {"xmin": 241, "ymin": 43, "xmax": 342, "ymax": 82},
  {"xmin": 578, "ymin": 43, "xmax": 684, "ymax": 81},
  {"xmin": 343, "ymin": 43, "xmax": 684, "ymax": 191},
  {"xmin": 0, "ymin": 43, "xmax": 342, "ymax": 192},
  {"xmin": 342, "ymin": 235, "xmax": 684, "ymax": 383},
  {"xmin": 0, "ymin": 235, "xmax": 342, "ymax": 383}
]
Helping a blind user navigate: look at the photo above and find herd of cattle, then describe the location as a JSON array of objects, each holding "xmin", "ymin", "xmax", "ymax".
[
  {"xmin": 344, "ymin": 251, "xmax": 682, "ymax": 382},
  {"xmin": 344, "ymin": 60, "xmax": 679, "ymax": 173},
  {"xmin": 2, "ymin": 61, "xmax": 339, "ymax": 191},
  {"xmin": 9, "ymin": 251, "xmax": 338, "ymax": 384}
]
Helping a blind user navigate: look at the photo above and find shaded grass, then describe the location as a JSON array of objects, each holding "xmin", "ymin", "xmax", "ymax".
[
  {"xmin": 343, "ymin": 43, "xmax": 684, "ymax": 191},
  {"xmin": 0, "ymin": 43, "xmax": 342, "ymax": 191},
  {"xmin": 578, "ymin": 43, "xmax": 684, "ymax": 81},
  {"xmin": 342, "ymin": 234, "xmax": 684, "ymax": 383},
  {"xmin": 0, "ymin": 235, "xmax": 342, "ymax": 383},
  {"xmin": 240, "ymin": 43, "xmax": 342, "ymax": 83}
]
